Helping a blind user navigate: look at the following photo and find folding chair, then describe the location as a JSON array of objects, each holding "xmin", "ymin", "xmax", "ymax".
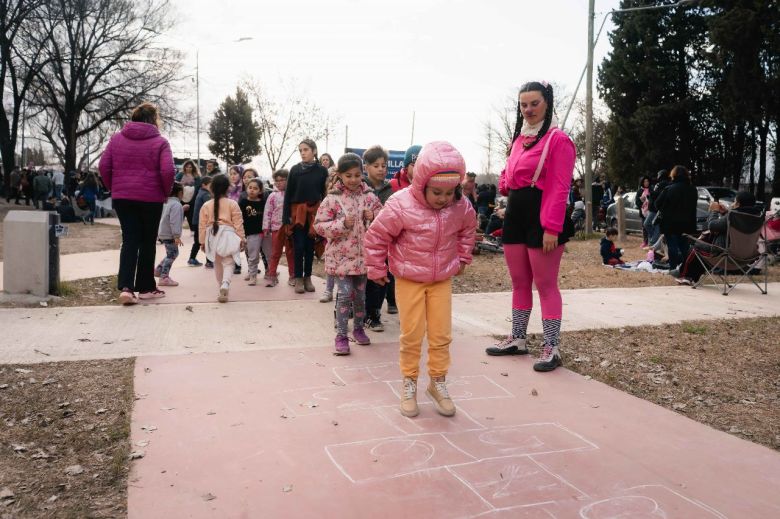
[{"xmin": 684, "ymin": 210, "xmax": 768, "ymax": 295}]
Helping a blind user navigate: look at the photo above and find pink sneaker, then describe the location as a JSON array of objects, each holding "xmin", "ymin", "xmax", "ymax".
[
  {"xmin": 158, "ymin": 276, "xmax": 178, "ymax": 287},
  {"xmin": 138, "ymin": 289, "xmax": 166, "ymax": 300},
  {"xmin": 352, "ymin": 328, "xmax": 371, "ymax": 346},
  {"xmin": 334, "ymin": 335, "xmax": 350, "ymax": 356},
  {"xmin": 118, "ymin": 289, "xmax": 138, "ymax": 306}
]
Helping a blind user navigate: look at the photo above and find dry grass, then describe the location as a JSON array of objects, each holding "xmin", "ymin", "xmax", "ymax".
[{"xmin": 0, "ymin": 359, "xmax": 135, "ymax": 517}]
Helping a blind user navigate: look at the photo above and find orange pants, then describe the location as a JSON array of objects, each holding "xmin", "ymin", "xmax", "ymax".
[
  {"xmin": 396, "ymin": 277, "xmax": 452, "ymax": 379},
  {"xmin": 267, "ymin": 227, "xmax": 294, "ymax": 278}
]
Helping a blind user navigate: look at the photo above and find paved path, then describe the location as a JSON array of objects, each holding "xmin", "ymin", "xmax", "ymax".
[
  {"xmin": 128, "ymin": 340, "xmax": 780, "ymax": 518},
  {"xmin": 2, "ymin": 229, "xmax": 779, "ymax": 517},
  {"xmin": 1, "ymin": 283, "xmax": 777, "ymax": 364}
]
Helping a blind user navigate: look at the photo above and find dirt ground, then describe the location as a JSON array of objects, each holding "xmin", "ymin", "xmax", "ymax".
[
  {"xmin": 558, "ymin": 316, "xmax": 780, "ymax": 452},
  {"xmin": 0, "ymin": 201, "xmax": 121, "ymax": 261},
  {"xmin": 0, "ymin": 359, "xmax": 135, "ymax": 518}
]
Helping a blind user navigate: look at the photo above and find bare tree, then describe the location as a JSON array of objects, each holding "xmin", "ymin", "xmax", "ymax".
[
  {"xmin": 243, "ymin": 77, "xmax": 332, "ymax": 173},
  {"xmin": 27, "ymin": 0, "xmax": 183, "ymax": 174},
  {"xmin": 0, "ymin": 0, "xmax": 49, "ymax": 187},
  {"xmin": 482, "ymin": 83, "xmax": 572, "ymax": 176},
  {"xmin": 34, "ymin": 110, "xmax": 116, "ymax": 170}
]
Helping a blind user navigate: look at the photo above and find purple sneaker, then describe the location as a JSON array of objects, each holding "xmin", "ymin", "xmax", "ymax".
[
  {"xmin": 334, "ymin": 335, "xmax": 350, "ymax": 356},
  {"xmin": 352, "ymin": 328, "xmax": 371, "ymax": 346}
]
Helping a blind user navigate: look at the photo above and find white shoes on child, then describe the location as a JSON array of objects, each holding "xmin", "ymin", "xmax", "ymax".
[{"xmin": 218, "ymin": 281, "xmax": 230, "ymax": 303}]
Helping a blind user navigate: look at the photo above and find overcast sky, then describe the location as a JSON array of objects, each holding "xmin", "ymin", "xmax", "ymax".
[{"xmin": 165, "ymin": 0, "xmax": 623, "ymax": 177}]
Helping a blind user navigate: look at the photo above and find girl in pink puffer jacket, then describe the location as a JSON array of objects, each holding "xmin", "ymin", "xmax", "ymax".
[
  {"xmin": 365, "ymin": 141, "xmax": 476, "ymax": 419},
  {"xmin": 314, "ymin": 154, "xmax": 383, "ymax": 356}
]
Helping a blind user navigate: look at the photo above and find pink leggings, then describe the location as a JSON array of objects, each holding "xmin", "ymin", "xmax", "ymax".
[{"xmin": 504, "ymin": 244, "xmax": 564, "ymax": 319}]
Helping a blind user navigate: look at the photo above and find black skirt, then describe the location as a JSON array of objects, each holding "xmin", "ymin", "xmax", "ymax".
[{"xmin": 502, "ymin": 187, "xmax": 574, "ymax": 247}]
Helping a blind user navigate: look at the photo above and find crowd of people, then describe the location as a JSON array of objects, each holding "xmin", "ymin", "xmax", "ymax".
[
  {"xmin": 3, "ymin": 166, "xmax": 110, "ymax": 224},
  {"xmin": 95, "ymin": 82, "xmax": 578, "ymax": 418}
]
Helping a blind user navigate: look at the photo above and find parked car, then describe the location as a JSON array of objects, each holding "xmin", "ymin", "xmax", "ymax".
[
  {"xmin": 697, "ymin": 186, "xmax": 737, "ymax": 209},
  {"xmin": 607, "ymin": 191, "xmax": 708, "ymax": 234}
]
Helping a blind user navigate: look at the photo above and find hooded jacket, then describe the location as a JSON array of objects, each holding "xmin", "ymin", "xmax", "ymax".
[
  {"xmin": 389, "ymin": 168, "xmax": 412, "ymax": 192},
  {"xmin": 99, "ymin": 122, "xmax": 175, "ymax": 203},
  {"xmin": 314, "ymin": 181, "xmax": 382, "ymax": 276},
  {"xmin": 364, "ymin": 141, "xmax": 477, "ymax": 283}
]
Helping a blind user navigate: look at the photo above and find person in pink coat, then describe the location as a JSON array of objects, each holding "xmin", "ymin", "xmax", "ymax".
[
  {"xmin": 365, "ymin": 141, "xmax": 476, "ymax": 419},
  {"xmin": 99, "ymin": 102, "xmax": 176, "ymax": 305},
  {"xmin": 486, "ymin": 81, "xmax": 576, "ymax": 372},
  {"xmin": 314, "ymin": 153, "xmax": 383, "ymax": 355}
]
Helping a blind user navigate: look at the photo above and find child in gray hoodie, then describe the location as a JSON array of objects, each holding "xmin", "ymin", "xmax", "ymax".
[{"xmin": 155, "ymin": 182, "xmax": 184, "ymax": 286}]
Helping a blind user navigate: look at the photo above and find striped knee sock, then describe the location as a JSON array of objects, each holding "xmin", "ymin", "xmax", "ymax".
[
  {"xmin": 542, "ymin": 318, "xmax": 562, "ymax": 347},
  {"xmin": 512, "ymin": 309, "xmax": 531, "ymax": 339}
]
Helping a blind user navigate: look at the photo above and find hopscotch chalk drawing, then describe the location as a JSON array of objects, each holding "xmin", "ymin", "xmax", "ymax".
[{"xmin": 280, "ymin": 362, "xmax": 728, "ymax": 518}]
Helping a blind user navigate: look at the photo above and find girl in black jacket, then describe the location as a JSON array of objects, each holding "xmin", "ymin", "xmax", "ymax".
[{"xmin": 655, "ymin": 165, "xmax": 697, "ymax": 269}]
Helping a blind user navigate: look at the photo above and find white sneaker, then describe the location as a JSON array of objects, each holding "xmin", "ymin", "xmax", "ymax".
[
  {"xmin": 485, "ymin": 336, "xmax": 529, "ymax": 356},
  {"xmin": 218, "ymin": 281, "xmax": 230, "ymax": 303}
]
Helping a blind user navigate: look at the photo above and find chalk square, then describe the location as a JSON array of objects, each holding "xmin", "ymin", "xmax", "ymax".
[
  {"xmin": 325, "ymin": 433, "xmax": 475, "ymax": 483},
  {"xmin": 280, "ymin": 381, "xmax": 398, "ymax": 416},
  {"xmin": 357, "ymin": 467, "xmax": 493, "ymax": 518},
  {"xmin": 332, "ymin": 362, "xmax": 400, "ymax": 385},
  {"xmin": 578, "ymin": 485, "xmax": 728, "ymax": 519},
  {"xmin": 373, "ymin": 403, "xmax": 486, "ymax": 435},
  {"xmin": 449, "ymin": 457, "xmax": 586, "ymax": 509},
  {"xmin": 444, "ymin": 423, "xmax": 596, "ymax": 460}
]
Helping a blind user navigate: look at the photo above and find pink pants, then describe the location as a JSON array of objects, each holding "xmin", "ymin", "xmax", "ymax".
[{"xmin": 504, "ymin": 244, "xmax": 564, "ymax": 319}]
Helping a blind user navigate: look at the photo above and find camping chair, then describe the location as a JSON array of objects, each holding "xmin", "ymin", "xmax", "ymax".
[{"xmin": 684, "ymin": 210, "xmax": 768, "ymax": 295}]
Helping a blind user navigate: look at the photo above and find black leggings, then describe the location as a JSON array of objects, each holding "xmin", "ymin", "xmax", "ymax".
[{"xmin": 113, "ymin": 199, "xmax": 163, "ymax": 292}]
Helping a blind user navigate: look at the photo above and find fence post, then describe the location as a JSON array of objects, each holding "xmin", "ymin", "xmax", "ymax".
[{"xmin": 617, "ymin": 196, "xmax": 627, "ymax": 241}]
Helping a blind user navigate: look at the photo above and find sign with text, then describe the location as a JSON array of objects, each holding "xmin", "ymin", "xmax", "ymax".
[{"xmin": 345, "ymin": 148, "xmax": 406, "ymax": 180}]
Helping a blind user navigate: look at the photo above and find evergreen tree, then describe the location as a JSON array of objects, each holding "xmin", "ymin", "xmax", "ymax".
[
  {"xmin": 599, "ymin": 1, "xmax": 708, "ymax": 188},
  {"xmin": 208, "ymin": 87, "xmax": 262, "ymax": 166}
]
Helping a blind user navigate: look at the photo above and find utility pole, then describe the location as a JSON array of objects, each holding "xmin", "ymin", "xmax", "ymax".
[
  {"xmin": 196, "ymin": 49, "xmax": 200, "ymax": 167},
  {"xmin": 410, "ymin": 111, "xmax": 416, "ymax": 146},
  {"xmin": 585, "ymin": 0, "xmax": 595, "ymax": 232},
  {"xmin": 345, "ymin": 124, "xmax": 349, "ymax": 149}
]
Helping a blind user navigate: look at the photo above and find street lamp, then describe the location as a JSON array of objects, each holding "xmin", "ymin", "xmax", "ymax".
[{"xmin": 575, "ymin": 0, "xmax": 697, "ymax": 232}]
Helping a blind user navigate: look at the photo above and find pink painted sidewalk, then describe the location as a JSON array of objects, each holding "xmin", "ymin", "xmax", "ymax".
[{"xmin": 129, "ymin": 340, "xmax": 780, "ymax": 519}]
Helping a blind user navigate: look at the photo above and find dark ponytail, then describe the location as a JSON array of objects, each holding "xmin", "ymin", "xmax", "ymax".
[
  {"xmin": 209, "ymin": 174, "xmax": 229, "ymax": 235},
  {"xmin": 512, "ymin": 81, "xmax": 555, "ymax": 150}
]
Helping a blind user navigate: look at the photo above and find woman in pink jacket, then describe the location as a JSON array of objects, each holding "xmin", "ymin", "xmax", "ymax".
[
  {"xmin": 485, "ymin": 81, "xmax": 576, "ymax": 372},
  {"xmin": 365, "ymin": 141, "xmax": 476, "ymax": 419},
  {"xmin": 99, "ymin": 102, "xmax": 176, "ymax": 305}
]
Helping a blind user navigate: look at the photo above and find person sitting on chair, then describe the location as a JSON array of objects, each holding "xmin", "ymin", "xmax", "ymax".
[{"xmin": 674, "ymin": 191, "xmax": 761, "ymax": 285}]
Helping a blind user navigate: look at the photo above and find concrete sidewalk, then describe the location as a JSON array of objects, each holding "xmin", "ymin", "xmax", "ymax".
[
  {"xmin": 128, "ymin": 339, "xmax": 780, "ymax": 518},
  {"xmin": 1, "ymin": 283, "xmax": 777, "ymax": 364}
]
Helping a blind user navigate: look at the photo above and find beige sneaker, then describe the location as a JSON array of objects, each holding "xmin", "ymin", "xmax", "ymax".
[
  {"xmin": 303, "ymin": 276, "xmax": 315, "ymax": 292},
  {"xmin": 400, "ymin": 377, "xmax": 419, "ymax": 417},
  {"xmin": 218, "ymin": 282, "xmax": 230, "ymax": 303},
  {"xmin": 427, "ymin": 376, "xmax": 456, "ymax": 417},
  {"xmin": 248, "ymin": 274, "xmax": 257, "ymax": 286},
  {"xmin": 294, "ymin": 278, "xmax": 305, "ymax": 294}
]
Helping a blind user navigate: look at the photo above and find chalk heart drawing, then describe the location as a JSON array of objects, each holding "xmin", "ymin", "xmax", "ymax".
[
  {"xmin": 370, "ymin": 439, "xmax": 435, "ymax": 467},
  {"xmin": 579, "ymin": 496, "xmax": 665, "ymax": 519}
]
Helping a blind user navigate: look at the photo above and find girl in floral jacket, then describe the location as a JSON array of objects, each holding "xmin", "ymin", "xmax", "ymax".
[{"xmin": 314, "ymin": 153, "xmax": 383, "ymax": 355}]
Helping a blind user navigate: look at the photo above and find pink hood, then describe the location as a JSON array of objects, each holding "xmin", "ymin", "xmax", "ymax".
[{"xmin": 364, "ymin": 141, "xmax": 476, "ymax": 283}]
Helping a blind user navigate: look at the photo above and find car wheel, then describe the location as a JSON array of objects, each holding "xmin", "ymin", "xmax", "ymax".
[{"xmin": 610, "ymin": 218, "xmax": 617, "ymax": 228}]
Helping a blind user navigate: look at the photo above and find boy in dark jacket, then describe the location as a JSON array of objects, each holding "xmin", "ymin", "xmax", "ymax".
[
  {"xmin": 363, "ymin": 145, "xmax": 396, "ymax": 332},
  {"xmin": 190, "ymin": 175, "xmax": 213, "ymax": 267},
  {"xmin": 600, "ymin": 227, "xmax": 624, "ymax": 265}
]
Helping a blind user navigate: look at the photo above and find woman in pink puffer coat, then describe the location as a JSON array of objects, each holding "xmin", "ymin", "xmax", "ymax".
[{"xmin": 365, "ymin": 141, "xmax": 476, "ymax": 419}]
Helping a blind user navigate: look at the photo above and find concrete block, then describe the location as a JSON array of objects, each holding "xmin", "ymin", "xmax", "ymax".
[{"xmin": 3, "ymin": 210, "xmax": 50, "ymax": 297}]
